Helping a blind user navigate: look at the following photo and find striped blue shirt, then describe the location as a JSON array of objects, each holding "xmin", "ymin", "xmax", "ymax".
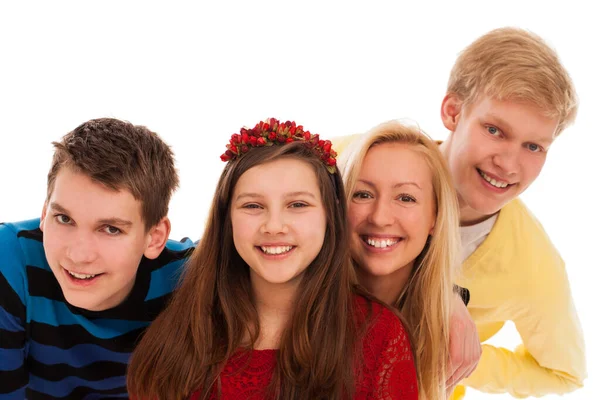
[{"xmin": 0, "ymin": 219, "xmax": 194, "ymax": 399}]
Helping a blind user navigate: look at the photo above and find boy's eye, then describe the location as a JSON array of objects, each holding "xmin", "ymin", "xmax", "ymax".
[
  {"xmin": 487, "ymin": 126, "xmax": 500, "ymax": 136},
  {"xmin": 104, "ymin": 226, "xmax": 122, "ymax": 235},
  {"xmin": 527, "ymin": 143, "xmax": 541, "ymax": 152},
  {"xmin": 55, "ymin": 214, "xmax": 72, "ymax": 224}
]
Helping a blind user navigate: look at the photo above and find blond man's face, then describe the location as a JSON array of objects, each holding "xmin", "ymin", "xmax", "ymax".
[{"xmin": 442, "ymin": 95, "xmax": 559, "ymax": 224}]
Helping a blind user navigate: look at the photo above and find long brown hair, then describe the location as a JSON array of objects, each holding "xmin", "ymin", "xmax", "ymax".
[
  {"xmin": 338, "ymin": 120, "xmax": 460, "ymax": 400},
  {"xmin": 127, "ymin": 141, "xmax": 359, "ymax": 399}
]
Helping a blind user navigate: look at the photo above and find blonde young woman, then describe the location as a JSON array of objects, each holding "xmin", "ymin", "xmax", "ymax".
[{"xmin": 337, "ymin": 121, "xmax": 465, "ymax": 400}]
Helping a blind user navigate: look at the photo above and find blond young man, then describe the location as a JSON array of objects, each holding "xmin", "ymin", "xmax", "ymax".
[{"xmin": 439, "ymin": 27, "xmax": 586, "ymax": 398}]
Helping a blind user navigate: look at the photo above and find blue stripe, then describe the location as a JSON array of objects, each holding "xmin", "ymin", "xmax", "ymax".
[
  {"xmin": 0, "ymin": 348, "xmax": 24, "ymax": 371},
  {"xmin": 0, "ymin": 306, "xmax": 24, "ymax": 333},
  {"xmin": 0, "ymin": 225, "xmax": 29, "ymax": 305},
  {"xmin": 146, "ymin": 259, "xmax": 185, "ymax": 301},
  {"xmin": 29, "ymin": 341, "xmax": 130, "ymax": 367},
  {"xmin": 0, "ymin": 387, "xmax": 26, "ymax": 400},
  {"xmin": 145, "ymin": 238, "xmax": 193, "ymax": 301},
  {"xmin": 21, "ymin": 247, "xmax": 52, "ymax": 273},
  {"xmin": 29, "ymin": 375, "xmax": 125, "ymax": 398},
  {"xmin": 29, "ymin": 297, "xmax": 148, "ymax": 338},
  {"xmin": 8, "ymin": 219, "xmax": 52, "ymax": 273},
  {"xmin": 7, "ymin": 219, "xmax": 41, "ymax": 232}
]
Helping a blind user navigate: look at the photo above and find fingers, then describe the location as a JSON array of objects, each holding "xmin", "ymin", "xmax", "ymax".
[{"xmin": 446, "ymin": 323, "xmax": 481, "ymax": 389}]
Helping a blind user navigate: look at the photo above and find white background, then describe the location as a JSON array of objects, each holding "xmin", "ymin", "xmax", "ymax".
[{"xmin": 0, "ymin": 1, "xmax": 597, "ymax": 398}]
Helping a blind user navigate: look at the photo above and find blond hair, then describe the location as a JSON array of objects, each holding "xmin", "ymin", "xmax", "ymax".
[
  {"xmin": 338, "ymin": 121, "xmax": 460, "ymax": 400},
  {"xmin": 448, "ymin": 27, "xmax": 578, "ymax": 135}
]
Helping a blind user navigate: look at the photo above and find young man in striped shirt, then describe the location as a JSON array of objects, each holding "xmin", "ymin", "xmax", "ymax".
[{"xmin": 0, "ymin": 118, "xmax": 194, "ymax": 399}]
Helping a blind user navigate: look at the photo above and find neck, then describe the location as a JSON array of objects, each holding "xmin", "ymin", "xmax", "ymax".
[
  {"xmin": 357, "ymin": 262, "xmax": 414, "ymax": 306},
  {"xmin": 251, "ymin": 275, "xmax": 298, "ymax": 349},
  {"xmin": 457, "ymin": 195, "xmax": 496, "ymax": 226}
]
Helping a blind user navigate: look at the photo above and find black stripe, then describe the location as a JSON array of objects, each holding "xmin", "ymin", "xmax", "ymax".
[
  {"xmin": 30, "ymin": 321, "xmax": 146, "ymax": 352},
  {"xmin": 0, "ymin": 365, "xmax": 28, "ymax": 395},
  {"xmin": 141, "ymin": 245, "xmax": 194, "ymax": 272},
  {"xmin": 29, "ymin": 358, "xmax": 127, "ymax": 382},
  {"xmin": 16, "ymin": 227, "xmax": 43, "ymax": 242},
  {"xmin": 27, "ymin": 385, "xmax": 128, "ymax": 400},
  {"xmin": 26, "ymin": 266, "xmax": 64, "ymax": 302},
  {"xmin": 0, "ymin": 271, "xmax": 26, "ymax": 324},
  {"xmin": 0, "ymin": 328, "xmax": 25, "ymax": 349}
]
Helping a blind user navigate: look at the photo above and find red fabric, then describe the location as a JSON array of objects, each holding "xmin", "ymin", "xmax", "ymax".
[{"xmin": 190, "ymin": 296, "xmax": 418, "ymax": 399}]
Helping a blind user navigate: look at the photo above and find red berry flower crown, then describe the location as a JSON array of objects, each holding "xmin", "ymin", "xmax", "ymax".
[{"xmin": 220, "ymin": 118, "xmax": 338, "ymax": 174}]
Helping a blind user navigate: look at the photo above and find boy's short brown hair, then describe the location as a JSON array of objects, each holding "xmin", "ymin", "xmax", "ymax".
[
  {"xmin": 46, "ymin": 118, "xmax": 179, "ymax": 230},
  {"xmin": 447, "ymin": 27, "xmax": 578, "ymax": 135}
]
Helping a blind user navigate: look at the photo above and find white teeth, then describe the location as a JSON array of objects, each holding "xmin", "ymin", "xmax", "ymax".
[
  {"xmin": 68, "ymin": 271, "xmax": 98, "ymax": 279},
  {"xmin": 479, "ymin": 170, "xmax": 509, "ymax": 188},
  {"xmin": 365, "ymin": 238, "xmax": 399, "ymax": 248},
  {"xmin": 260, "ymin": 246, "xmax": 293, "ymax": 255}
]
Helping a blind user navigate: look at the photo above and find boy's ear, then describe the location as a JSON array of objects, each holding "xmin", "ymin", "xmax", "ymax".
[
  {"xmin": 40, "ymin": 202, "xmax": 48, "ymax": 231},
  {"xmin": 144, "ymin": 217, "xmax": 171, "ymax": 259},
  {"xmin": 441, "ymin": 94, "xmax": 463, "ymax": 132}
]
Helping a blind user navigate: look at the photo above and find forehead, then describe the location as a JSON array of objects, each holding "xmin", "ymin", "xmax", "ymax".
[
  {"xmin": 360, "ymin": 143, "xmax": 433, "ymax": 189},
  {"xmin": 49, "ymin": 167, "xmax": 143, "ymax": 223},
  {"xmin": 467, "ymin": 96, "xmax": 559, "ymax": 142},
  {"xmin": 233, "ymin": 158, "xmax": 321, "ymax": 197}
]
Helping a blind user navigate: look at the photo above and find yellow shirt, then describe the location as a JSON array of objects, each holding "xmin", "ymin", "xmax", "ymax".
[
  {"xmin": 453, "ymin": 198, "xmax": 586, "ymax": 398},
  {"xmin": 331, "ymin": 134, "xmax": 587, "ymax": 398}
]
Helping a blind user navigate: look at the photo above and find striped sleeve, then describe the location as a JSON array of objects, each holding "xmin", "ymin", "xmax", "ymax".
[{"xmin": 0, "ymin": 223, "xmax": 28, "ymax": 399}]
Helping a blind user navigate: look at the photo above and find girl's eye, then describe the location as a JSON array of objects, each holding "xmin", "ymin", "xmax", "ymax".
[
  {"xmin": 242, "ymin": 204, "xmax": 261, "ymax": 209},
  {"xmin": 352, "ymin": 191, "xmax": 372, "ymax": 200},
  {"xmin": 290, "ymin": 202, "xmax": 308, "ymax": 208}
]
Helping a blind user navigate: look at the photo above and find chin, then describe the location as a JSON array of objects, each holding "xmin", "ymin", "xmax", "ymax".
[
  {"xmin": 360, "ymin": 262, "xmax": 400, "ymax": 278},
  {"xmin": 65, "ymin": 298, "xmax": 94, "ymax": 310},
  {"xmin": 473, "ymin": 199, "xmax": 509, "ymax": 216}
]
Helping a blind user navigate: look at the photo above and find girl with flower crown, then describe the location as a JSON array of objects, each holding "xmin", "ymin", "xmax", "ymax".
[
  {"xmin": 127, "ymin": 118, "xmax": 418, "ymax": 400},
  {"xmin": 337, "ymin": 120, "xmax": 469, "ymax": 400}
]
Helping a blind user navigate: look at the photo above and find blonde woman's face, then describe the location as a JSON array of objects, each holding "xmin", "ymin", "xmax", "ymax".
[{"xmin": 348, "ymin": 143, "xmax": 436, "ymax": 282}]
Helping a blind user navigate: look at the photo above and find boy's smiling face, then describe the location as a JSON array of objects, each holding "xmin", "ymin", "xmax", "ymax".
[
  {"xmin": 441, "ymin": 94, "xmax": 559, "ymax": 225},
  {"xmin": 40, "ymin": 166, "xmax": 157, "ymax": 311}
]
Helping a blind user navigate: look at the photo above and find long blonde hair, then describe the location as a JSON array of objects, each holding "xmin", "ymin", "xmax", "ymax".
[{"xmin": 337, "ymin": 120, "xmax": 460, "ymax": 400}]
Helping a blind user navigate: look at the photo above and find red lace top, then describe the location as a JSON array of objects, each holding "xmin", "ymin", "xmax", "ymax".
[{"xmin": 190, "ymin": 296, "xmax": 418, "ymax": 399}]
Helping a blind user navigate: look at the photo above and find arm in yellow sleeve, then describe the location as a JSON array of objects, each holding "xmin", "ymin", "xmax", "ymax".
[{"xmin": 463, "ymin": 257, "xmax": 586, "ymax": 397}]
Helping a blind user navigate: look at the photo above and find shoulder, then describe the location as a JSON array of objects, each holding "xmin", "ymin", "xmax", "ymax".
[
  {"xmin": 143, "ymin": 237, "xmax": 195, "ymax": 301},
  {"xmin": 498, "ymin": 199, "xmax": 556, "ymax": 247},
  {"xmin": 149, "ymin": 237, "xmax": 195, "ymax": 271},
  {"xmin": 496, "ymin": 199, "xmax": 563, "ymax": 268},
  {"xmin": 0, "ymin": 219, "xmax": 44, "ymax": 284},
  {"xmin": 165, "ymin": 237, "xmax": 196, "ymax": 253},
  {"xmin": 0, "ymin": 219, "xmax": 43, "ymax": 311}
]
